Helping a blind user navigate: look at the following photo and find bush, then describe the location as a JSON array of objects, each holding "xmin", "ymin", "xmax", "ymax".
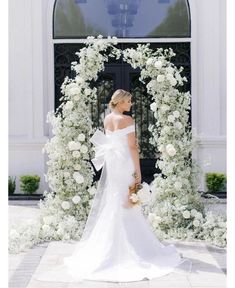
[
  {"xmin": 205, "ymin": 172, "xmax": 226, "ymax": 192},
  {"xmin": 20, "ymin": 175, "xmax": 40, "ymax": 195},
  {"xmin": 8, "ymin": 176, "xmax": 16, "ymax": 195}
]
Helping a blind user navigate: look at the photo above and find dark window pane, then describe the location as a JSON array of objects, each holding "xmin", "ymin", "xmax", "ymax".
[{"xmin": 53, "ymin": 0, "xmax": 191, "ymax": 38}]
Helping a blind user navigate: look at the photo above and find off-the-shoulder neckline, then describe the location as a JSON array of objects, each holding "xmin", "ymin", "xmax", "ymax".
[{"xmin": 105, "ymin": 124, "xmax": 135, "ymax": 133}]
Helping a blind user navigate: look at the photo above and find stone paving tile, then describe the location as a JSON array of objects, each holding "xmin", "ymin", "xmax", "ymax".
[{"xmin": 9, "ymin": 243, "xmax": 48, "ymax": 288}]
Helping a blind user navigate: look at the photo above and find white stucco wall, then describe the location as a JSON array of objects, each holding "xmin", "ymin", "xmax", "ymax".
[{"xmin": 9, "ymin": 0, "xmax": 226, "ymax": 193}]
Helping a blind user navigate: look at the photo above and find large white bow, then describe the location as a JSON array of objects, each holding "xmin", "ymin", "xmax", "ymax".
[{"xmin": 89, "ymin": 129, "xmax": 122, "ymax": 171}]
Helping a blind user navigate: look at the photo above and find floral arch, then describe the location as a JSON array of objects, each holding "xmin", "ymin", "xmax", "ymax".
[{"xmin": 9, "ymin": 36, "xmax": 226, "ymax": 253}]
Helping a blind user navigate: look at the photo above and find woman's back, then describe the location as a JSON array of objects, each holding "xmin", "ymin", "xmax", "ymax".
[{"xmin": 104, "ymin": 113, "xmax": 134, "ymax": 132}]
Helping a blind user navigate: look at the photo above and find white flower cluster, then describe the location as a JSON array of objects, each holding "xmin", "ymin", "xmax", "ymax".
[
  {"xmin": 124, "ymin": 44, "xmax": 226, "ymax": 247},
  {"xmin": 130, "ymin": 182, "xmax": 152, "ymax": 204},
  {"xmin": 9, "ymin": 36, "xmax": 119, "ymax": 253}
]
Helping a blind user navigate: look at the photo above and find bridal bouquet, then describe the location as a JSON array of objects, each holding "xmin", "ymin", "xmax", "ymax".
[{"xmin": 128, "ymin": 181, "xmax": 151, "ymax": 207}]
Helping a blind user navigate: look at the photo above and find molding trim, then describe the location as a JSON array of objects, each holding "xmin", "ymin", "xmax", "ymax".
[
  {"xmin": 9, "ymin": 138, "xmax": 48, "ymax": 151},
  {"xmin": 195, "ymin": 136, "xmax": 226, "ymax": 147}
]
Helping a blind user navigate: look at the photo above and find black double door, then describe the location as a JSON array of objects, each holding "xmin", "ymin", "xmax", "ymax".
[{"xmin": 54, "ymin": 42, "xmax": 191, "ymax": 183}]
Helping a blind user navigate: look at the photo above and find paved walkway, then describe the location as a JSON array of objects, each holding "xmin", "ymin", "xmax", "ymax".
[{"xmin": 9, "ymin": 201, "xmax": 227, "ymax": 288}]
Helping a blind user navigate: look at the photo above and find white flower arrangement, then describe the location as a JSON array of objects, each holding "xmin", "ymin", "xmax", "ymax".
[{"xmin": 9, "ymin": 37, "xmax": 226, "ymax": 254}]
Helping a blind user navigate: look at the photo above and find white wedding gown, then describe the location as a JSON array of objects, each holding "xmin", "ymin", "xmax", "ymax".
[{"xmin": 33, "ymin": 124, "xmax": 191, "ymax": 283}]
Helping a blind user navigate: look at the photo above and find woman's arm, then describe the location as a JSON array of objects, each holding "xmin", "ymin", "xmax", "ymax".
[
  {"xmin": 124, "ymin": 116, "xmax": 141, "ymax": 184},
  {"xmin": 127, "ymin": 132, "xmax": 141, "ymax": 184}
]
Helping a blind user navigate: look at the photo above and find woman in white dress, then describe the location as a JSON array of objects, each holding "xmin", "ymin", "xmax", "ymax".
[{"xmin": 62, "ymin": 89, "xmax": 191, "ymax": 282}]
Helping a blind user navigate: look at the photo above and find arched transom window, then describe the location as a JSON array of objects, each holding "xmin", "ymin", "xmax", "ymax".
[{"xmin": 53, "ymin": 0, "xmax": 191, "ymax": 39}]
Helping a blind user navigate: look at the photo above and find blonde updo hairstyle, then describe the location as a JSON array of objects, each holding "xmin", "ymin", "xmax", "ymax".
[{"xmin": 108, "ymin": 89, "xmax": 132, "ymax": 110}]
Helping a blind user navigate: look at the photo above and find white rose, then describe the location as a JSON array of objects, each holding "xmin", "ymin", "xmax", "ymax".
[
  {"xmin": 72, "ymin": 195, "xmax": 81, "ymax": 204},
  {"xmin": 68, "ymin": 141, "xmax": 81, "ymax": 151},
  {"xmin": 74, "ymin": 95, "xmax": 80, "ymax": 101},
  {"xmin": 74, "ymin": 164, "xmax": 81, "ymax": 170},
  {"xmin": 61, "ymin": 201, "xmax": 70, "ymax": 210},
  {"xmin": 170, "ymin": 78, "xmax": 177, "ymax": 86},
  {"xmin": 80, "ymin": 145, "xmax": 88, "ymax": 154},
  {"xmin": 157, "ymin": 75, "xmax": 165, "ymax": 82},
  {"xmin": 164, "ymin": 95, "xmax": 170, "ymax": 102},
  {"xmin": 193, "ymin": 219, "xmax": 200, "ymax": 227},
  {"xmin": 88, "ymin": 186, "xmax": 96, "ymax": 195},
  {"xmin": 174, "ymin": 181, "xmax": 182, "ymax": 190},
  {"xmin": 182, "ymin": 210, "xmax": 191, "ymax": 219},
  {"xmin": 160, "ymin": 104, "xmax": 170, "ymax": 113},
  {"xmin": 130, "ymin": 193, "xmax": 139, "ymax": 203},
  {"xmin": 154, "ymin": 60, "xmax": 163, "ymax": 69},
  {"xmin": 78, "ymin": 133, "xmax": 85, "ymax": 141},
  {"xmin": 73, "ymin": 171, "xmax": 84, "ymax": 184},
  {"xmin": 72, "ymin": 151, "xmax": 81, "ymax": 158},
  {"xmin": 146, "ymin": 58, "xmax": 155, "ymax": 65},
  {"xmin": 190, "ymin": 209, "xmax": 198, "ymax": 217},
  {"xmin": 69, "ymin": 87, "xmax": 80, "ymax": 96},
  {"xmin": 175, "ymin": 121, "xmax": 183, "ymax": 129},
  {"xmin": 166, "ymin": 144, "xmax": 176, "ymax": 157},
  {"xmin": 168, "ymin": 115, "xmax": 175, "ymax": 122},
  {"xmin": 150, "ymin": 102, "xmax": 157, "ymax": 111},
  {"xmin": 166, "ymin": 73, "xmax": 174, "ymax": 80},
  {"xmin": 63, "ymin": 172, "xmax": 70, "ymax": 178},
  {"xmin": 84, "ymin": 88, "xmax": 91, "ymax": 96},
  {"xmin": 64, "ymin": 101, "xmax": 73, "ymax": 110},
  {"xmin": 76, "ymin": 76, "xmax": 84, "ymax": 84},
  {"xmin": 195, "ymin": 212, "xmax": 203, "ymax": 219},
  {"xmin": 166, "ymin": 73, "xmax": 177, "ymax": 86},
  {"xmin": 173, "ymin": 111, "xmax": 180, "ymax": 118}
]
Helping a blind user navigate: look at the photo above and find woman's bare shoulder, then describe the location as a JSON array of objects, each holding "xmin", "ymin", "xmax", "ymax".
[{"xmin": 119, "ymin": 115, "xmax": 134, "ymax": 128}]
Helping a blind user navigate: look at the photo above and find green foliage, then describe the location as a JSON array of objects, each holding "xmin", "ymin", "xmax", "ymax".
[
  {"xmin": 20, "ymin": 175, "xmax": 40, "ymax": 195},
  {"xmin": 148, "ymin": 0, "xmax": 190, "ymax": 37},
  {"xmin": 205, "ymin": 172, "xmax": 226, "ymax": 192},
  {"xmin": 8, "ymin": 176, "xmax": 16, "ymax": 195}
]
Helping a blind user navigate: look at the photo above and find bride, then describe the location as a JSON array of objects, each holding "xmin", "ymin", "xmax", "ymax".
[
  {"xmin": 34, "ymin": 89, "xmax": 191, "ymax": 283},
  {"xmin": 62, "ymin": 89, "xmax": 191, "ymax": 282}
]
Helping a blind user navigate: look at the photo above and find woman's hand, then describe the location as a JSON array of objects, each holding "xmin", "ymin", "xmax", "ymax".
[{"xmin": 133, "ymin": 170, "xmax": 141, "ymax": 185}]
